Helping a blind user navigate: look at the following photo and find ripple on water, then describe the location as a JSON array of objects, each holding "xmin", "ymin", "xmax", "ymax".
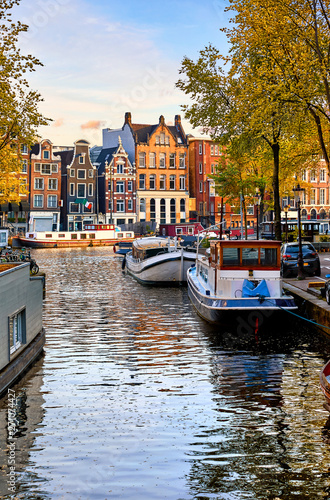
[{"xmin": 0, "ymin": 247, "xmax": 330, "ymax": 499}]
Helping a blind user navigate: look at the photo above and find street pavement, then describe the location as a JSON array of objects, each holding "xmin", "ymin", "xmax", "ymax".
[{"xmin": 283, "ymin": 252, "xmax": 330, "ymax": 292}]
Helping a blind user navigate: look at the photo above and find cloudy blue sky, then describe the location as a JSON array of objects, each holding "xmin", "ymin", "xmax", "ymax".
[{"xmin": 14, "ymin": 0, "xmax": 230, "ymax": 146}]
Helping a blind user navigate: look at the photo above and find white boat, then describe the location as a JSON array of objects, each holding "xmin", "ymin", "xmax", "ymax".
[
  {"xmin": 187, "ymin": 239, "xmax": 297, "ymax": 328},
  {"xmin": 124, "ymin": 236, "xmax": 197, "ymax": 285},
  {"xmin": 12, "ymin": 224, "xmax": 135, "ymax": 248}
]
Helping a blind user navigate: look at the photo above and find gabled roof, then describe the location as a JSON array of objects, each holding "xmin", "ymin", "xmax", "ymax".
[
  {"xmin": 53, "ymin": 149, "xmax": 74, "ymax": 167},
  {"xmin": 96, "ymin": 147, "xmax": 118, "ymax": 170}
]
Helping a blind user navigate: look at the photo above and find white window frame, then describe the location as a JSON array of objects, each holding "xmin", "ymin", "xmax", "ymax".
[
  {"xmin": 149, "ymin": 175, "xmax": 156, "ymax": 190},
  {"xmin": 139, "ymin": 152, "xmax": 146, "ymax": 168},
  {"xmin": 34, "ymin": 178, "xmax": 44, "ymax": 190},
  {"xmin": 48, "ymin": 178, "xmax": 58, "ymax": 190},
  {"xmin": 34, "ymin": 194, "xmax": 43, "ymax": 208},
  {"xmin": 9, "ymin": 308, "xmax": 26, "ymax": 355},
  {"xmin": 179, "ymin": 176, "xmax": 185, "ymax": 190},
  {"xmin": 116, "ymin": 200, "xmax": 125, "ymax": 212},
  {"xmin": 160, "ymin": 175, "xmax": 166, "ymax": 190},
  {"xmin": 70, "ymin": 183, "xmax": 75, "ymax": 196},
  {"xmin": 159, "ymin": 153, "xmax": 166, "ymax": 168},
  {"xmin": 116, "ymin": 181, "xmax": 125, "ymax": 193},
  {"xmin": 41, "ymin": 164, "xmax": 51, "ymax": 175},
  {"xmin": 149, "ymin": 152, "xmax": 156, "ymax": 168},
  {"xmin": 88, "ymin": 183, "xmax": 93, "ymax": 196},
  {"xmin": 170, "ymin": 175, "xmax": 176, "ymax": 190},
  {"xmin": 77, "ymin": 184, "xmax": 86, "ymax": 198},
  {"xmin": 47, "ymin": 195, "xmax": 57, "ymax": 208},
  {"xmin": 77, "ymin": 169, "xmax": 86, "ymax": 179}
]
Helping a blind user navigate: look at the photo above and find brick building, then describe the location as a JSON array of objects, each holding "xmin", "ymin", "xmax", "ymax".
[{"xmin": 102, "ymin": 112, "xmax": 190, "ymax": 225}]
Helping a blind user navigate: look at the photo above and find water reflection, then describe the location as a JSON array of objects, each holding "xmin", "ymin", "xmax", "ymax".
[{"xmin": 0, "ymin": 247, "xmax": 330, "ymax": 499}]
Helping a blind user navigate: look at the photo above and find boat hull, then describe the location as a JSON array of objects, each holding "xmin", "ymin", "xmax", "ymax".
[
  {"xmin": 12, "ymin": 236, "xmax": 134, "ymax": 249},
  {"xmin": 125, "ymin": 250, "xmax": 196, "ymax": 286},
  {"xmin": 187, "ymin": 267, "xmax": 297, "ymax": 329},
  {"xmin": 320, "ymin": 360, "xmax": 330, "ymax": 412}
]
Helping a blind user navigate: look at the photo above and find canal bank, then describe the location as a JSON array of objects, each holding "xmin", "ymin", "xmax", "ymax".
[{"xmin": 283, "ymin": 277, "xmax": 330, "ymax": 337}]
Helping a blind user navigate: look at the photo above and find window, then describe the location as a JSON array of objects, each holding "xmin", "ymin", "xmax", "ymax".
[
  {"xmin": 149, "ymin": 175, "xmax": 156, "ymax": 190},
  {"xmin": 51, "ymin": 164, "xmax": 58, "ymax": 173},
  {"xmin": 199, "ymin": 182, "xmax": 203, "ymax": 193},
  {"xmin": 139, "ymin": 153, "xmax": 146, "ymax": 167},
  {"xmin": 139, "ymin": 174, "xmax": 146, "ymax": 190},
  {"xmin": 88, "ymin": 183, "xmax": 93, "ymax": 196},
  {"xmin": 48, "ymin": 179, "xmax": 58, "ymax": 190},
  {"xmin": 320, "ymin": 188, "xmax": 325, "ymax": 204},
  {"xmin": 199, "ymin": 163, "xmax": 203, "ymax": 174},
  {"xmin": 149, "ymin": 153, "xmax": 156, "ymax": 168},
  {"xmin": 160, "ymin": 175, "xmax": 166, "ymax": 190},
  {"xmin": 301, "ymin": 170, "xmax": 307, "ymax": 181},
  {"xmin": 165, "ymin": 135, "xmax": 170, "ymax": 145},
  {"xmin": 9, "ymin": 308, "xmax": 26, "ymax": 354},
  {"xmin": 199, "ymin": 143, "xmax": 202, "ymax": 155},
  {"xmin": 180, "ymin": 176, "xmax": 185, "ymax": 190},
  {"xmin": 311, "ymin": 189, "xmax": 316, "ymax": 204},
  {"xmin": 34, "ymin": 178, "xmax": 44, "ymax": 190},
  {"xmin": 150, "ymin": 198, "xmax": 156, "ymax": 221},
  {"xmin": 70, "ymin": 202, "xmax": 80, "ymax": 213},
  {"xmin": 70, "ymin": 183, "xmax": 75, "ymax": 196},
  {"xmin": 41, "ymin": 164, "xmax": 51, "ymax": 174},
  {"xmin": 320, "ymin": 169, "xmax": 326, "ymax": 182},
  {"xmin": 79, "ymin": 155, "xmax": 85, "ymax": 164},
  {"xmin": 34, "ymin": 163, "xmax": 41, "ymax": 172},
  {"xmin": 211, "ymin": 164, "xmax": 214, "ymax": 174},
  {"xmin": 170, "ymin": 198, "xmax": 176, "ymax": 223},
  {"xmin": 70, "ymin": 169, "xmax": 75, "ymax": 177},
  {"xmin": 180, "ymin": 198, "xmax": 186, "ymax": 212},
  {"xmin": 128, "ymin": 199, "xmax": 133, "ymax": 211},
  {"xmin": 43, "ymin": 150, "xmax": 50, "ymax": 159},
  {"xmin": 116, "ymin": 163, "xmax": 124, "ymax": 174},
  {"xmin": 117, "ymin": 200, "xmax": 125, "ymax": 212},
  {"xmin": 77, "ymin": 184, "xmax": 86, "ymax": 198},
  {"xmin": 140, "ymin": 198, "xmax": 146, "ymax": 212},
  {"xmin": 170, "ymin": 175, "xmax": 176, "ymax": 190},
  {"xmin": 210, "ymin": 145, "xmax": 214, "ymax": 155},
  {"xmin": 159, "ymin": 153, "xmax": 166, "ymax": 168},
  {"xmin": 21, "ymin": 144, "xmax": 28, "ymax": 154},
  {"xmin": 77, "ymin": 169, "xmax": 86, "ymax": 179},
  {"xmin": 155, "ymin": 135, "xmax": 160, "ymax": 145},
  {"xmin": 22, "ymin": 159, "xmax": 27, "ymax": 173},
  {"xmin": 88, "ymin": 169, "xmax": 94, "ymax": 178},
  {"xmin": 34, "ymin": 194, "xmax": 43, "ymax": 208},
  {"xmin": 128, "ymin": 180, "xmax": 133, "ymax": 191},
  {"xmin": 169, "ymin": 153, "xmax": 175, "ymax": 168},
  {"xmin": 116, "ymin": 181, "xmax": 124, "ymax": 193},
  {"xmin": 160, "ymin": 132, "xmax": 165, "ymax": 145},
  {"xmin": 48, "ymin": 195, "xmax": 57, "ymax": 208},
  {"xmin": 160, "ymin": 198, "xmax": 166, "ymax": 224},
  {"xmin": 179, "ymin": 153, "xmax": 185, "ymax": 168},
  {"xmin": 310, "ymin": 171, "xmax": 316, "ymax": 182}
]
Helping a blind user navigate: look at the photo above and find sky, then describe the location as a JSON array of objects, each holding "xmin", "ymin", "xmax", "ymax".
[{"xmin": 13, "ymin": 0, "xmax": 230, "ymax": 147}]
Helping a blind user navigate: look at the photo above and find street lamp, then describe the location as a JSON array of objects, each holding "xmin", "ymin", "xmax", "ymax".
[
  {"xmin": 254, "ymin": 191, "xmax": 261, "ymax": 239},
  {"xmin": 284, "ymin": 204, "xmax": 290, "ymax": 243},
  {"xmin": 293, "ymin": 184, "xmax": 305, "ymax": 280}
]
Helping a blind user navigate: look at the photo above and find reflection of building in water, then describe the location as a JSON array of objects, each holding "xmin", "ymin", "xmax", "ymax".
[{"xmin": 0, "ymin": 356, "xmax": 45, "ymax": 497}]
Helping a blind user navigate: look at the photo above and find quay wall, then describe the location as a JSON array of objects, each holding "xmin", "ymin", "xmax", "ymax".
[{"xmin": 284, "ymin": 282, "xmax": 330, "ymax": 337}]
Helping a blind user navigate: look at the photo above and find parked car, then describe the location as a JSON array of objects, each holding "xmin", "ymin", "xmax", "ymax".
[
  {"xmin": 281, "ymin": 241, "xmax": 321, "ymax": 278},
  {"xmin": 325, "ymin": 279, "xmax": 330, "ymax": 304}
]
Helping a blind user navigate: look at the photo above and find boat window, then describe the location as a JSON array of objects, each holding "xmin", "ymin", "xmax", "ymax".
[
  {"xmin": 222, "ymin": 247, "xmax": 240, "ymax": 266},
  {"xmin": 126, "ymin": 233, "xmax": 132, "ymax": 237},
  {"xmin": 9, "ymin": 307, "xmax": 26, "ymax": 355},
  {"xmin": 117, "ymin": 233, "xmax": 123, "ymax": 238},
  {"xmin": 80, "ymin": 234, "xmax": 87, "ymax": 239},
  {"xmin": 58, "ymin": 234, "xmax": 65, "ymax": 238},
  {"xmin": 89, "ymin": 234, "xmax": 95, "ymax": 239},
  {"xmin": 260, "ymin": 248, "xmax": 277, "ymax": 266},
  {"xmin": 45, "ymin": 234, "xmax": 52, "ymax": 238},
  {"xmin": 242, "ymin": 247, "xmax": 259, "ymax": 266},
  {"xmin": 71, "ymin": 234, "xmax": 78, "ymax": 239}
]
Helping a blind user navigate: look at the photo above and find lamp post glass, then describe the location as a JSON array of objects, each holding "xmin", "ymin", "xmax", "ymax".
[{"xmin": 293, "ymin": 184, "xmax": 305, "ymax": 279}]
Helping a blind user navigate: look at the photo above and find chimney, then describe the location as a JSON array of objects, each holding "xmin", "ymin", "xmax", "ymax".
[
  {"xmin": 124, "ymin": 112, "xmax": 132, "ymax": 125},
  {"xmin": 159, "ymin": 115, "xmax": 165, "ymax": 125},
  {"xmin": 175, "ymin": 115, "xmax": 181, "ymax": 127}
]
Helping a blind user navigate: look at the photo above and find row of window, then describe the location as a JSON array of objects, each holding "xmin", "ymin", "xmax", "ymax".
[
  {"xmin": 69, "ymin": 183, "xmax": 93, "ymax": 197},
  {"xmin": 138, "ymin": 152, "xmax": 186, "ymax": 169},
  {"xmin": 34, "ymin": 178, "xmax": 58, "ymax": 190},
  {"xmin": 198, "ymin": 144, "xmax": 222, "ymax": 156},
  {"xmin": 108, "ymin": 199, "xmax": 134, "ymax": 212},
  {"xmin": 139, "ymin": 198, "xmax": 186, "ymax": 213},
  {"xmin": 34, "ymin": 195, "xmax": 58, "ymax": 208},
  {"xmin": 302, "ymin": 169, "xmax": 327, "ymax": 182},
  {"xmin": 70, "ymin": 168, "xmax": 94, "ymax": 178},
  {"xmin": 139, "ymin": 174, "xmax": 186, "ymax": 190},
  {"xmin": 34, "ymin": 163, "xmax": 59, "ymax": 174}
]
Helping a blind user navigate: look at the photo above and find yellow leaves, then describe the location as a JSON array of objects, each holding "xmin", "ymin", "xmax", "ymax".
[{"xmin": 0, "ymin": 144, "xmax": 26, "ymax": 203}]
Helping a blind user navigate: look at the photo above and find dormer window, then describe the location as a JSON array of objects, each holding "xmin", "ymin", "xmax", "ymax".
[
  {"xmin": 43, "ymin": 150, "xmax": 50, "ymax": 159},
  {"xmin": 79, "ymin": 155, "xmax": 85, "ymax": 164}
]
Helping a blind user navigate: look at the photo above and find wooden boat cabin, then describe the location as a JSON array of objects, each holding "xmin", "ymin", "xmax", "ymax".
[
  {"xmin": 200, "ymin": 239, "xmax": 282, "ymax": 297},
  {"xmin": 131, "ymin": 238, "xmax": 176, "ymax": 261}
]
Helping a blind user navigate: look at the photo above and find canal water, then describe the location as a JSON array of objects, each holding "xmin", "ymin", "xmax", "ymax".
[{"xmin": 1, "ymin": 247, "xmax": 330, "ymax": 500}]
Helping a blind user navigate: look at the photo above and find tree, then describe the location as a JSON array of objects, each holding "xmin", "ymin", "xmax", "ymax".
[{"xmin": 0, "ymin": 0, "xmax": 49, "ymax": 201}]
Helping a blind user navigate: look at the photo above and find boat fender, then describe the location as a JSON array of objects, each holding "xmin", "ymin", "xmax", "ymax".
[{"xmin": 122, "ymin": 256, "xmax": 126, "ymax": 270}]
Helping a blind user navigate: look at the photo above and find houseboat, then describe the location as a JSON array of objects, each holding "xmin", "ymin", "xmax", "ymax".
[
  {"xmin": 12, "ymin": 224, "xmax": 135, "ymax": 248},
  {"xmin": 125, "ymin": 236, "xmax": 197, "ymax": 285},
  {"xmin": 0, "ymin": 262, "xmax": 45, "ymax": 397},
  {"xmin": 187, "ymin": 239, "xmax": 297, "ymax": 327}
]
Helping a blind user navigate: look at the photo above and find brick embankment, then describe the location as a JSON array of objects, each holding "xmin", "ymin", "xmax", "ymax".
[{"xmin": 283, "ymin": 278, "xmax": 330, "ymax": 337}]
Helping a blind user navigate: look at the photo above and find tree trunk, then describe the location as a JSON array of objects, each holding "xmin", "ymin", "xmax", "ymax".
[{"xmin": 272, "ymin": 142, "xmax": 281, "ymax": 241}]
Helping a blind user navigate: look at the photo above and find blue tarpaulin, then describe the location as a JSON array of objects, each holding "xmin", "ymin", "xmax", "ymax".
[{"xmin": 242, "ymin": 279, "xmax": 270, "ymax": 297}]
